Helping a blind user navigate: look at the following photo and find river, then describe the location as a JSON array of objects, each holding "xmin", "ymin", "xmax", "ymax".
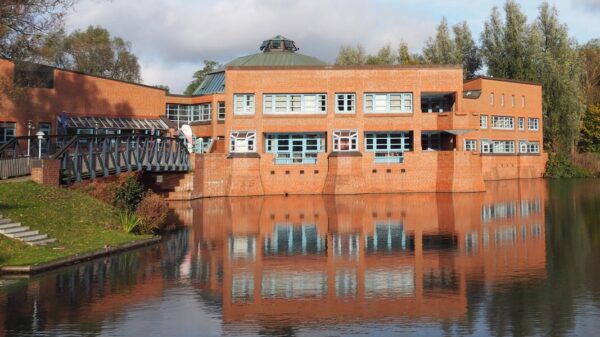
[{"xmin": 1, "ymin": 179, "xmax": 599, "ymax": 337}]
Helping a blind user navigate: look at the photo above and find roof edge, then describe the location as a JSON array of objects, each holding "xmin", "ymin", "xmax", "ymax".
[
  {"xmin": 464, "ymin": 75, "xmax": 542, "ymax": 86},
  {"xmin": 225, "ymin": 64, "xmax": 463, "ymax": 71}
]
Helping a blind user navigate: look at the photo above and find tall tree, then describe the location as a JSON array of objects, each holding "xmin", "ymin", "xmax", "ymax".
[
  {"xmin": 578, "ymin": 39, "xmax": 600, "ymax": 105},
  {"xmin": 184, "ymin": 60, "xmax": 220, "ymax": 95},
  {"xmin": 453, "ymin": 21, "xmax": 482, "ymax": 79},
  {"xmin": 397, "ymin": 41, "xmax": 422, "ymax": 65},
  {"xmin": 481, "ymin": 6, "xmax": 507, "ymax": 77},
  {"xmin": 335, "ymin": 44, "xmax": 366, "ymax": 65},
  {"xmin": 0, "ymin": 0, "xmax": 75, "ymax": 60},
  {"xmin": 39, "ymin": 25, "xmax": 142, "ymax": 82},
  {"xmin": 534, "ymin": 2, "xmax": 585, "ymax": 152},
  {"xmin": 423, "ymin": 17, "xmax": 456, "ymax": 65}
]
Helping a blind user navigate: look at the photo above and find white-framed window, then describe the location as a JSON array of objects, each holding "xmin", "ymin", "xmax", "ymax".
[
  {"xmin": 528, "ymin": 118, "xmax": 539, "ymax": 131},
  {"xmin": 519, "ymin": 141, "xmax": 528, "ymax": 153},
  {"xmin": 265, "ymin": 133, "xmax": 325, "ymax": 164},
  {"xmin": 480, "ymin": 115, "xmax": 488, "ymax": 129},
  {"xmin": 336, "ymin": 93, "xmax": 355, "ymax": 113},
  {"xmin": 234, "ymin": 94, "xmax": 255, "ymax": 115},
  {"xmin": 492, "ymin": 116, "xmax": 514, "ymax": 130},
  {"xmin": 500, "ymin": 94, "xmax": 505, "ymax": 106},
  {"xmin": 528, "ymin": 141, "xmax": 540, "ymax": 153},
  {"xmin": 511, "ymin": 95, "xmax": 515, "ymax": 107},
  {"xmin": 518, "ymin": 117, "xmax": 525, "ymax": 130},
  {"xmin": 166, "ymin": 103, "xmax": 211, "ymax": 124},
  {"xmin": 218, "ymin": 101, "xmax": 225, "ymax": 121},
  {"xmin": 492, "ymin": 140, "xmax": 515, "ymax": 154},
  {"xmin": 521, "ymin": 95, "xmax": 526, "ymax": 107},
  {"xmin": 263, "ymin": 94, "xmax": 327, "ymax": 114},
  {"xmin": 365, "ymin": 131, "xmax": 412, "ymax": 163},
  {"xmin": 481, "ymin": 140, "xmax": 491, "ymax": 153},
  {"xmin": 0, "ymin": 122, "xmax": 16, "ymax": 144},
  {"xmin": 364, "ymin": 93, "xmax": 413, "ymax": 113},
  {"xmin": 333, "ymin": 130, "xmax": 358, "ymax": 151},
  {"xmin": 230, "ymin": 131, "xmax": 256, "ymax": 153},
  {"xmin": 490, "ymin": 92, "xmax": 494, "ymax": 105},
  {"xmin": 464, "ymin": 139, "xmax": 477, "ymax": 152}
]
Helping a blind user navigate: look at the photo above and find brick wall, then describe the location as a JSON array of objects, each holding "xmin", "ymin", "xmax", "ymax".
[{"xmin": 30, "ymin": 159, "xmax": 60, "ymax": 186}]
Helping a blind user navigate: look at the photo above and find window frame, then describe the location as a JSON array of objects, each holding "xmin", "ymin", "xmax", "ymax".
[
  {"xmin": 265, "ymin": 133, "xmax": 326, "ymax": 164},
  {"xmin": 528, "ymin": 118, "xmax": 539, "ymax": 131},
  {"xmin": 0, "ymin": 122, "xmax": 16, "ymax": 144},
  {"xmin": 332, "ymin": 129, "xmax": 359, "ymax": 151},
  {"xmin": 491, "ymin": 115, "xmax": 515, "ymax": 130},
  {"xmin": 218, "ymin": 101, "xmax": 225, "ymax": 121},
  {"xmin": 234, "ymin": 94, "xmax": 255, "ymax": 115},
  {"xmin": 480, "ymin": 115, "xmax": 488, "ymax": 129},
  {"xmin": 335, "ymin": 93, "xmax": 356, "ymax": 114},
  {"xmin": 464, "ymin": 139, "xmax": 477, "ymax": 152},
  {"xmin": 490, "ymin": 92, "xmax": 494, "ymax": 106},
  {"xmin": 364, "ymin": 131, "xmax": 412, "ymax": 163},
  {"xmin": 364, "ymin": 93, "xmax": 413, "ymax": 113},
  {"xmin": 230, "ymin": 130, "xmax": 257, "ymax": 153},
  {"xmin": 263, "ymin": 93, "xmax": 327, "ymax": 115}
]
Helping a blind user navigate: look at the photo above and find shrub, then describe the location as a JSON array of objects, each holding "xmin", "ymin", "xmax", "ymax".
[
  {"xmin": 571, "ymin": 152, "xmax": 600, "ymax": 177},
  {"xmin": 545, "ymin": 153, "xmax": 593, "ymax": 178},
  {"xmin": 120, "ymin": 210, "xmax": 141, "ymax": 234},
  {"xmin": 135, "ymin": 192, "xmax": 169, "ymax": 234},
  {"xmin": 113, "ymin": 175, "xmax": 146, "ymax": 212}
]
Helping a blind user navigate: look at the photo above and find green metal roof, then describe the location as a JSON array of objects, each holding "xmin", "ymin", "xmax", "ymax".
[
  {"xmin": 226, "ymin": 35, "xmax": 327, "ymax": 67},
  {"xmin": 226, "ymin": 52, "xmax": 327, "ymax": 67}
]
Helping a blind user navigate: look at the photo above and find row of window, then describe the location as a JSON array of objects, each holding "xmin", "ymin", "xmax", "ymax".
[
  {"xmin": 490, "ymin": 93, "xmax": 526, "ymax": 108},
  {"xmin": 234, "ymin": 93, "xmax": 414, "ymax": 115},
  {"xmin": 465, "ymin": 139, "xmax": 540, "ymax": 154},
  {"xmin": 480, "ymin": 115, "xmax": 539, "ymax": 131},
  {"xmin": 166, "ymin": 102, "xmax": 225, "ymax": 124}
]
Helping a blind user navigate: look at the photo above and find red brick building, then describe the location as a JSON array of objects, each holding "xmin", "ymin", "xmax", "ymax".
[{"xmin": 0, "ymin": 35, "xmax": 547, "ymax": 195}]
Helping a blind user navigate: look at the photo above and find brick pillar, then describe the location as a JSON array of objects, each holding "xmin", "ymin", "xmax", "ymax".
[{"xmin": 31, "ymin": 159, "xmax": 61, "ymax": 186}]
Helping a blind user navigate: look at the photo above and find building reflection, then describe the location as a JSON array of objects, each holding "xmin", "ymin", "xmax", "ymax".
[
  {"xmin": 183, "ymin": 179, "xmax": 547, "ymax": 328},
  {"xmin": 0, "ymin": 180, "xmax": 547, "ymax": 335}
]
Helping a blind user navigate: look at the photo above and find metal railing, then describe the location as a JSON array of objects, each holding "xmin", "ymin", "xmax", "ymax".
[{"xmin": 0, "ymin": 134, "xmax": 190, "ymax": 183}]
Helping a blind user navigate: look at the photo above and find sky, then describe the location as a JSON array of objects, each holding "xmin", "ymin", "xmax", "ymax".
[{"xmin": 64, "ymin": 0, "xmax": 600, "ymax": 94}]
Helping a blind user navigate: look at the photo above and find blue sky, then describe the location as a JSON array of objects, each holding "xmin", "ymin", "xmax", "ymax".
[{"xmin": 65, "ymin": 0, "xmax": 600, "ymax": 93}]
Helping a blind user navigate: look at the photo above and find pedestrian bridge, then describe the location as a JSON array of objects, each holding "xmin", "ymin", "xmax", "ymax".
[{"xmin": 0, "ymin": 134, "xmax": 190, "ymax": 183}]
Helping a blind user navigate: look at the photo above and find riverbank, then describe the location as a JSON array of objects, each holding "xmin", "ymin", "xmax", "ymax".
[{"xmin": 0, "ymin": 181, "xmax": 153, "ymax": 269}]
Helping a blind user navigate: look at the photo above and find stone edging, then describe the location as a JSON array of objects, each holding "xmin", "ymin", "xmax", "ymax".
[{"xmin": 0, "ymin": 236, "xmax": 162, "ymax": 275}]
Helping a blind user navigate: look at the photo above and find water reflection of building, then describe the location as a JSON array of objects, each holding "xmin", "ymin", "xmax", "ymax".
[{"xmin": 184, "ymin": 179, "xmax": 547, "ymax": 329}]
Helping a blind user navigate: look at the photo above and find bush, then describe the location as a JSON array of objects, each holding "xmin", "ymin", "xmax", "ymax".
[
  {"xmin": 571, "ymin": 152, "xmax": 600, "ymax": 177},
  {"xmin": 545, "ymin": 153, "xmax": 593, "ymax": 178},
  {"xmin": 113, "ymin": 174, "xmax": 146, "ymax": 212},
  {"xmin": 135, "ymin": 192, "xmax": 169, "ymax": 234},
  {"xmin": 120, "ymin": 210, "xmax": 141, "ymax": 234}
]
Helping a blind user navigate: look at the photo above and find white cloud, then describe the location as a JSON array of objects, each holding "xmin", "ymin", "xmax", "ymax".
[{"xmin": 64, "ymin": 0, "xmax": 600, "ymax": 93}]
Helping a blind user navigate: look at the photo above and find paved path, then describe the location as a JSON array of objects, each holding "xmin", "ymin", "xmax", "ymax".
[{"xmin": 0, "ymin": 214, "xmax": 56, "ymax": 246}]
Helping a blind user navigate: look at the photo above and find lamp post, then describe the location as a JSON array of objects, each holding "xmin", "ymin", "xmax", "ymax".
[
  {"xmin": 94, "ymin": 122, "xmax": 100, "ymax": 135},
  {"xmin": 26, "ymin": 120, "xmax": 34, "ymax": 157},
  {"xmin": 36, "ymin": 131, "xmax": 45, "ymax": 159}
]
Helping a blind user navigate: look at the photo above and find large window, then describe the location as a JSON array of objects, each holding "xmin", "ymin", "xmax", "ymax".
[
  {"xmin": 364, "ymin": 93, "xmax": 412, "ymax": 113},
  {"xmin": 230, "ymin": 131, "xmax": 256, "ymax": 153},
  {"xmin": 422, "ymin": 132, "xmax": 441, "ymax": 150},
  {"xmin": 333, "ymin": 130, "xmax": 358, "ymax": 151},
  {"xmin": 336, "ymin": 93, "xmax": 355, "ymax": 113},
  {"xmin": 0, "ymin": 122, "xmax": 16, "ymax": 144},
  {"xmin": 481, "ymin": 140, "xmax": 515, "ymax": 154},
  {"xmin": 365, "ymin": 132, "xmax": 412, "ymax": 163},
  {"xmin": 520, "ymin": 141, "xmax": 540, "ymax": 154},
  {"xmin": 166, "ymin": 103, "xmax": 211, "ymax": 124},
  {"xmin": 464, "ymin": 139, "xmax": 477, "ymax": 152},
  {"xmin": 263, "ymin": 94, "xmax": 327, "ymax": 114},
  {"xmin": 480, "ymin": 115, "xmax": 488, "ymax": 129},
  {"xmin": 234, "ymin": 94, "xmax": 255, "ymax": 115},
  {"xmin": 218, "ymin": 101, "xmax": 225, "ymax": 121},
  {"xmin": 265, "ymin": 133, "xmax": 325, "ymax": 164},
  {"xmin": 492, "ymin": 140, "xmax": 515, "ymax": 153},
  {"xmin": 528, "ymin": 118, "xmax": 539, "ymax": 131},
  {"xmin": 492, "ymin": 116, "xmax": 514, "ymax": 130}
]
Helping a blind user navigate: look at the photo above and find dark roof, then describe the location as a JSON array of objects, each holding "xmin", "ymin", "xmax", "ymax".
[
  {"xmin": 464, "ymin": 76, "xmax": 542, "ymax": 86},
  {"xmin": 193, "ymin": 71, "xmax": 225, "ymax": 95}
]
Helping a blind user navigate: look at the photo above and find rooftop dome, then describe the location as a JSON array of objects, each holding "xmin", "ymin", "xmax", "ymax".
[{"xmin": 226, "ymin": 35, "xmax": 327, "ymax": 67}]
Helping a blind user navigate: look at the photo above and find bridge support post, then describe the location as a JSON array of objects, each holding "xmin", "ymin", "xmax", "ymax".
[{"xmin": 31, "ymin": 159, "xmax": 61, "ymax": 186}]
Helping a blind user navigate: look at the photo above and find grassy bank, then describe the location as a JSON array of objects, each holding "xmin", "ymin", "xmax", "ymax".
[{"xmin": 0, "ymin": 181, "xmax": 150, "ymax": 267}]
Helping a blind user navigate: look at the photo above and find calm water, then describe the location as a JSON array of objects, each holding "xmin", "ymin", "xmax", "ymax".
[{"xmin": 1, "ymin": 179, "xmax": 600, "ymax": 337}]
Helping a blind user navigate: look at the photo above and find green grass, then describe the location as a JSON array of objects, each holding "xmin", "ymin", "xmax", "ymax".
[{"xmin": 0, "ymin": 181, "xmax": 150, "ymax": 267}]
